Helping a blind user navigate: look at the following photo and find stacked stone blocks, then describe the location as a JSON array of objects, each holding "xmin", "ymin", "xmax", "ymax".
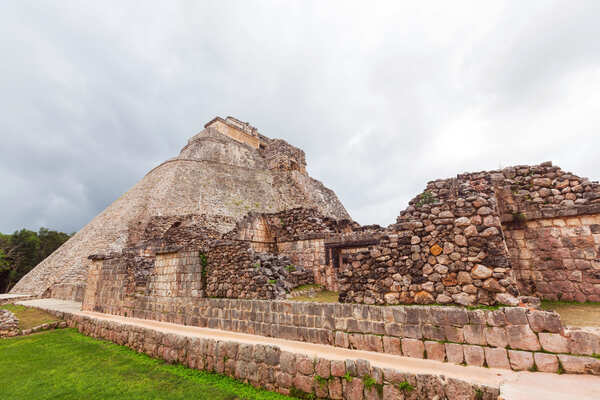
[{"xmin": 53, "ymin": 310, "xmax": 501, "ymax": 399}]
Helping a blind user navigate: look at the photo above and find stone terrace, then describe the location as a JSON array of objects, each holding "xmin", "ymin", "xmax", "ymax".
[{"xmin": 18, "ymin": 298, "xmax": 600, "ymax": 400}]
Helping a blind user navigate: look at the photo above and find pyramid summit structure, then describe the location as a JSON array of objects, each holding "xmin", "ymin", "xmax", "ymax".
[{"xmin": 10, "ymin": 117, "xmax": 350, "ymax": 300}]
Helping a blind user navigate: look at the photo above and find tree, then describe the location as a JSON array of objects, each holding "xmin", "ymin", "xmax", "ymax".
[{"xmin": 0, "ymin": 228, "xmax": 72, "ymax": 293}]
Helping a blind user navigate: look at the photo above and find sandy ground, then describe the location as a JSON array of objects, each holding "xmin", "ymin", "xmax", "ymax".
[
  {"xmin": 16, "ymin": 298, "xmax": 600, "ymax": 400},
  {"xmin": 542, "ymin": 302, "xmax": 600, "ymax": 327}
]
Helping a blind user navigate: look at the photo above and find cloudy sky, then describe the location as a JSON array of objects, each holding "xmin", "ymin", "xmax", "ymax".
[{"xmin": 1, "ymin": 1, "xmax": 599, "ymax": 233}]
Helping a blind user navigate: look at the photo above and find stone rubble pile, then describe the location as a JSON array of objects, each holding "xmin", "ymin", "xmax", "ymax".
[
  {"xmin": 0, "ymin": 309, "xmax": 19, "ymax": 337},
  {"xmin": 206, "ymin": 242, "xmax": 311, "ymax": 299}
]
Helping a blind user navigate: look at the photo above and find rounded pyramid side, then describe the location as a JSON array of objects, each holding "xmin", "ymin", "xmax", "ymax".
[
  {"xmin": 9, "ymin": 160, "xmax": 182, "ymax": 299},
  {"xmin": 10, "ymin": 128, "xmax": 351, "ymax": 300}
]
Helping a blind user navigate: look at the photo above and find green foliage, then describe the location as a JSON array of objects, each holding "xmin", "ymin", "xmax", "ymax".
[
  {"xmin": 314, "ymin": 375, "xmax": 328, "ymax": 388},
  {"xmin": 0, "ymin": 329, "xmax": 292, "ymax": 400},
  {"xmin": 342, "ymin": 372, "xmax": 353, "ymax": 382},
  {"xmin": 396, "ymin": 381, "xmax": 414, "ymax": 392},
  {"xmin": 362, "ymin": 375, "xmax": 383, "ymax": 395},
  {"xmin": 284, "ymin": 265, "xmax": 296, "ymax": 272},
  {"xmin": 289, "ymin": 387, "xmax": 315, "ymax": 400},
  {"xmin": 0, "ymin": 227, "xmax": 71, "ymax": 293},
  {"xmin": 416, "ymin": 191, "xmax": 436, "ymax": 207},
  {"xmin": 475, "ymin": 388, "xmax": 484, "ymax": 400},
  {"xmin": 268, "ymin": 279, "xmax": 276, "ymax": 285},
  {"xmin": 199, "ymin": 253, "xmax": 208, "ymax": 268},
  {"xmin": 199, "ymin": 253, "xmax": 208, "ymax": 280},
  {"xmin": 253, "ymin": 262, "xmax": 261, "ymax": 269}
]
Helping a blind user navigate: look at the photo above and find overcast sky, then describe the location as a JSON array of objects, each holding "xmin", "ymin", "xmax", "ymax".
[{"xmin": 1, "ymin": 1, "xmax": 599, "ymax": 233}]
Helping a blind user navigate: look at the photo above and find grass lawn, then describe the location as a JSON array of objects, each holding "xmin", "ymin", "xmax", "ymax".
[
  {"xmin": 289, "ymin": 290, "xmax": 339, "ymax": 303},
  {"xmin": 541, "ymin": 300, "xmax": 600, "ymax": 327},
  {"xmin": 0, "ymin": 303, "xmax": 60, "ymax": 330},
  {"xmin": 0, "ymin": 328, "xmax": 294, "ymax": 400}
]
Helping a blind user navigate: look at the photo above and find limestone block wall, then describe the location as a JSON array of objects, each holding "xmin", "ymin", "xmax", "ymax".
[
  {"xmin": 504, "ymin": 214, "xmax": 600, "ymax": 302},
  {"xmin": 81, "ymin": 294, "xmax": 600, "ymax": 376},
  {"xmin": 50, "ymin": 312, "xmax": 500, "ymax": 399},
  {"xmin": 83, "ymin": 251, "xmax": 204, "ymax": 317},
  {"xmin": 277, "ymin": 239, "xmax": 327, "ymax": 286},
  {"xmin": 147, "ymin": 250, "xmax": 205, "ymax": 304}
]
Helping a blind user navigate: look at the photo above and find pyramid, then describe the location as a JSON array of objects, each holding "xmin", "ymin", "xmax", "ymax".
[{"xmin": 10, "ymin": 117, "xmax": 350, "ymax": 300}]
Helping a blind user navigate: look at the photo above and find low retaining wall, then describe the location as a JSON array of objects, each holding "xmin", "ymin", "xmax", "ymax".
[
  {"xmin": 84, "ymin": 298, "xmax": 600, "ymax": 375},
  {"xmin": 43, "ymin": 308, "xmax": 500, "ymax": 399}
]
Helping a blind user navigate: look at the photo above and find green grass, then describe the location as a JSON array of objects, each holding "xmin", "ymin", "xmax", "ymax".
[
  {"xmin": 291, "ymin": 284, "xmax": 323, "ymax": 292},
  {"xmin": 540, "ymin": 300, "xmax": 600, "ymax": 327},
  {"xmin": 290, "ymin": 290, "xmax": 339, "ymax": 303},
  {"xmin": 0, "ymin": 303, "xmax": 59, "ymax": 330},
  {"xmin": 0, "ymin": 328, "xmax": 294, "ymax": 400}
]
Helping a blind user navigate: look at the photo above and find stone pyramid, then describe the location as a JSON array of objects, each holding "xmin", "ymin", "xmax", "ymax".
[{"xmin": 11, "ymin": 117, "xmax": 350, "ymax": 300}]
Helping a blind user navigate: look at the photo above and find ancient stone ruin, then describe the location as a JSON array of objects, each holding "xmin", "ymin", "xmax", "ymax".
[
  {"xmin": 11, "ymin": 116, "xmax": 349, "ymax": 301},
  {"xmin": 10, "ymin": 117, "xmax": 600, "ymax": 379},
  {"xmin": 12, "ymin": 117, "xmax": 600, "ymax": 308}
]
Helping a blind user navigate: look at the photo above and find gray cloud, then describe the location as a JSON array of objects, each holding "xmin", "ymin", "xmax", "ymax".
[{"xmin": 1, "ymin": 0, "xmax": 600, "ymax": 233}]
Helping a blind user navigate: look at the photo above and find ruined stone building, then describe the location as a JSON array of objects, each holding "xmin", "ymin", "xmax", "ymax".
[{"xmin": 11, "ymin": 117, "xmax": 600, "ymax": 314}]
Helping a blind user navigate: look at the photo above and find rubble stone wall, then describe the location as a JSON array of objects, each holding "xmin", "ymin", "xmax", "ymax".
[
  {"xmin": 504, "ymin": 214, "xmax": 600, "ymax": 302},
  {"xmin": 338, "ymin": 179, "xmax": 516, "ymax": 306},
  {"xmin": 76, "ymin": 298, "xmax": 600, "ymax": 375},
  {"xmin": 204, "ymin": 242, "xmax": 302, "ymax": 300},
  {"xmin": 0, "ymin": 309, "xmax": 19, "ymax": 337},
  {"xmin": 49, "ymin": 311, "xmax": 501, "ymax": 399}
]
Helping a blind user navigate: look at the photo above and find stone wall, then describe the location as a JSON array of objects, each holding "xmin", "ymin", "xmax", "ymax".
[
  {"xmin": 49, "ymin": 311, "xmax": 500, "ymax": 400},
  {"xmin": 505, "ymin": 215, "xmax": 600, "ymax": 302},
  {"xmin": 0, "ymin": 309, "xmax": 19, "ymax": 337},
  {"xmin": 262, "ymin": 138, "xmax": 308, "ymax": 175},
  {"xmin": 81, "ymin": 296, "xmax": 600, "ymax": 376},
  {"xmin": 277, "ymin": 239, "xmax": 327, "ymax": 286},
  {"xmin": 337, "ymin": 179, "xmax": 516, "ymax": 306},
  {"xmin": 205, "ymin": 242, "xmax": 309, "ymax": 300}
]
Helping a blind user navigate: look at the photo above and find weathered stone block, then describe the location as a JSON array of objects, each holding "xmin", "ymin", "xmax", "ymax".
[
  {"xmin": 484, "ymin": 347, "xmax": 510, "ymax": 369},
  {"xmin": 335, "ymin": 331, "xmax": 349, "ymax": 348},
  {"xmin": 445, "ymin": 343, "xmax": 464, "ymax": 364},
  {"xmin": 279, "ymin": 352, "xmax": 296, "ymax": 374},
  {"xmin": 534, "ymin": 352, "xmax": 559, "ymax": 373},
  {"xmin": 567, "ymin": 330, "xmax": 600, "ymax": 356},
  {"xmin": 422, "ymin": 324, "xmax": 446, "ymax": 341},
  {"xmin": 383, "ymin": 336, "xmax": 402, "ymax": 355},
  {"xmin": 464, "ymin": 325, "xmax": 487, "ymax": 346},
  {"xmin": 504, "ymin": 307, "xmax": 529, "ymax": 325},
  {"xmin": 315, "ymin": 358, "xmax": 331, "ymax": 379},
  {"xmin": 293, "ymin": 374, "xmax": 314, "ymax": 394},
  {"xmin": 506, "ymin": 325, "xmax": 541, "ymax": 351},
  {"xmin": 558, "ymin": 355, "xmax": 600, "ymax": 375},
  {"xmin": 538, "ymin": 332, "xmax": 569, "ymax": 353},
  {"xmin": 401, "ymin": 338, "xmax": 425, "ymax": 359},
  {"xmin": 464, "ymin": 345, "xmax": 485, "ymax": 367},
  {"xmin": 484, "ymin": 327, "xmax": 507, "ymax": 348},
  {"xmin": 328, "ymin": 378, "xmax": 343, "ymax": 399},
  {"xmin": 342, "ymin": 377, "xmax": 364, "ymax": 400},
  {"xmin": 508, "ymin": 350, "xmax": 534, "ymax": 371},
  {"xmin": 297, "ymin": 355, "xmax": 315, "ymax": 375},
  {"xmin": 331, "ymin": 360, "xmax": 346, "ymax": 377},
  {"xmin": 527, "ymin": 310, "xmax": 563, "ymax": 333},
  {"xmin": 425, "ymin": 341, "xmax": 446, "ymax": 361}
]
